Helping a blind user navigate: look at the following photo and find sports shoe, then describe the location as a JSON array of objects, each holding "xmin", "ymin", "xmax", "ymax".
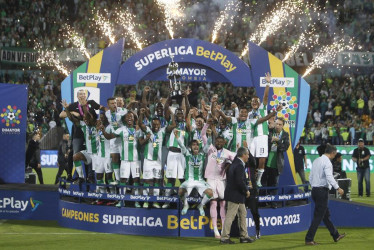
[
  {"xmin": 96, "ymin": 200, "xmax": 106, "ymax": 205},
  {"xmin": 73, "ymin": 178, "xmax": 85, "ymax": 185},
  {"xmin": 106, "ymin": 201, "xmax": 117, "ymax": 206},
  {"xmin": 197, "ymin": 204, "xmax": 205, "ymax": 216},
  {"xmin": 109, "ymin": 180, "xmax": 118, "ymax": 185},
  {"xmin": 116, "ymin": 201, "xmax": 125, "ymax": 208},
  {"xmin": 162, "ymin": 203, "xmax": 170, "ymax": 209},
  {"xmin": 181, "ymin": 204, "xmax": 189, "ymax": 215},
  {"xmin": 152, "ymin": 202, "xmax": 161, "ymax": 208},
  {"xmin": 143, "ymin": 202, "xmax": 149, "ymax": 208},
  {"xmin": 334, "ymin": 233, "xmax": 346, "ymax": 242},
  {"xmin": 256, "ymin": 230, "xmax": 261, "ymax": 239},
  {"xmin": 256, "ymin": 181, "xmax": 262, "ymax": 188},
  {"xmin": 305, "ymin": 241, "xmax": 318, "ymax": 245},
  {"xmin": 135, "ymin": 202, "xmax": 141, "ymax": 208},
  {"xmin": 220, "ymin": 239, "xmax": 235, "ymax": 244},
  {"xmin": 240, "ymin": 237, "xmax": 255, "ymax": 243}
]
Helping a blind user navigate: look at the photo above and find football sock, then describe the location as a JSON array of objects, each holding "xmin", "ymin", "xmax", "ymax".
[
  {"xmin": 210, "ymin": 200, "xmax": 218, "ymax": 227},
  {"xmin": 256, "ymin": 168, "xmax": 264, "ymax": 184},
  {"xmin": 201, "ymin": 193, "xmax": 211, "ymax": 206},
  {"xmin": 219, "ymin": 200, "xmax": 226, "ymax": 227},
  {"xmin": 112, "ymin": 163, "xmax": 120, "ymax": 181},
  {"xmin": 74, "ymin": 161, "xmax": 84, "ymax": 178},
  {"xmin": 153, "ymin": 183, "xmax": 160, "ymax": 196},
  {"xmin": 143, "ymin": 183, "xmax": 150, "ymax": 196},
  {"xmin": 96, "ymin": 179, "xmax": 105, "ymax": 193}
]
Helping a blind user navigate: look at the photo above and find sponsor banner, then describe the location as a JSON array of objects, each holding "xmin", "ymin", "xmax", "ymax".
[
  {"xmin": 0, "ymin": 190, "xmax": 59, "ymax": 220},
  {"xmin": 0, "ymin": 83, "xmax": 28, "ymax": 183},
  {"xmin": 180, "ymin": 204, "xmax": 311, "ymax": 237},
  {"xmin": 77, "ymin": 73, "xmax": 111, "ymax": 84},
  {"xmin": 337, "ymin": 52, "xmax": 374, "ymax": 66},
  {"xmin": 260, "ymin": 77, "xmax": 295, "ymax": 88},
  {"xmin": 58, "ymin": 200, "xmax": 310, "ymax": 237},
  {"xmin": 40, "ymin": 150, "xmax": 58, "ymax": 168},
  {"xmin": 59, "ymin": 200, "xmax": 179, "ymax": 236},
  {"xmin": 303, "ymin": 145, "xmax": 374, "ymax": 172},
  {"xmin": 118, "ymin": 38, "xmax": 252, "ymax": 87}
]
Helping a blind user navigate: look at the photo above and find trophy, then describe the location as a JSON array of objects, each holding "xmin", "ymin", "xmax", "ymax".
[{"xmin": 167, "ymin": 56, "xmax": 182, "ymax": 97}]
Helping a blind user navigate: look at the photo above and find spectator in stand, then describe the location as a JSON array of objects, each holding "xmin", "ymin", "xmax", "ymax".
[
  {"xmin": 325, "ymin": 108, "xmax": 333, "ymax": 121},
  {"xmin": 365, "ymin": 124, "xmax": 374, "ymax": 145},
  {"xmin": 334, "ymin": 103, "xmax": 343, "ymax": 118},
  {"xmin": 357, "ymin": 96, "xmax": 365, "ymax": 116},
  {"xmin": 313, "ymin": 110, "xmax": 322, "ymax": 124},
  {"xmin": 313, "ymin": 123, "xmax": 323, "ymax": 145}
]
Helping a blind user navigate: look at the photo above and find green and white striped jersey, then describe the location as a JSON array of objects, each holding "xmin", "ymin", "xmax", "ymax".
[
  {"xmin": 98, "ymin": 126, "xmax": 111, "ymax": 158},
  {"xmin": 143, "ymin": 127, "xmax": 166, "ymax": 162},
  {"xmin": 229, "ymin": 117, "xmax": 254, "ymax": 152},
  {"xmin": 248, "ymin": 104, "xmax": 269, "ymax": 136},
  {"xmin": 177, "ymin": 137, "xmax": 206, "ymax": 181},
  {"xmin": 105, "ymin": 107, "xmax": 127, "ymax": 130},
  {"xmin": 79, "ymin": 121, "xmax": 98, "ymax": 154},
  {"xmin": 167, "ymin": 121, "xmax": 189, "ymax": 148},
  {"xmin": 114, "ymin": 126, "xmax": 140, "ymax": 161}
]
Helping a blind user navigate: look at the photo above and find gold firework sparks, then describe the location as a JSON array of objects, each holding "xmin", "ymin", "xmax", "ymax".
[
  {"xmin": 92, "ymin": 9, "xmax": 116, "ymax": 44},
  {"xmin": 250, "ymin": 0, "xmax": 302, "ymax": 45},
  {"xmin": 34, "ymin": 42, "xmax": 70, "ymax": 76},
  {"xmin": 211, "ymin": 0, "xmax": 240, "ymax": 43},
  {"xmin": 115, "ymin": 9, "xmax": 144, "ymax": 50},
  {"xmin": 302, "ymin": 36, "xmax": 355, "ymax": 77},
  {"xmin": 156, "ymin": 0, "xmax": 185, "ymax": 39},
  {"xmin": 63, "ymin": 24, "xmax": 91, "ymax": 59}
]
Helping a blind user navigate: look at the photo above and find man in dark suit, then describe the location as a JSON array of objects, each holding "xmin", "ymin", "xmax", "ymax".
[{"xmin": 220, "ymin": 147, "xmax": 255, "ymax": 244}]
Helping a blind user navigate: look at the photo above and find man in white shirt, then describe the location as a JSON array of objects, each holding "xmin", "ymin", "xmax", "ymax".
[{"xmin": 305, "ymin": 144, "xmax": 346, "ymax": 245}]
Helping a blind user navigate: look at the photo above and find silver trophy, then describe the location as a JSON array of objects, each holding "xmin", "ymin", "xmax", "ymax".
[{"xmin": 167, "ymin": 56, "xmax": 182, "ymax": 97}]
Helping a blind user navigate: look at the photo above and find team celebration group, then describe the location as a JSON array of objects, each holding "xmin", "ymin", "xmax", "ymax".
[{"xmin": 60, "ymin": 74, "xmax": 290, "ymax": 241}]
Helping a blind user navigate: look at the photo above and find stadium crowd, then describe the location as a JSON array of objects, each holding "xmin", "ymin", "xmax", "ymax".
[{"xmin": 0, "ymin": 0, "xmax": 373, "ymax": 144}]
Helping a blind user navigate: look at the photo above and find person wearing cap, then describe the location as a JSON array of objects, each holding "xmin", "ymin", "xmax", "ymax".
[
  {"xmin": 305, "ymin": 143, "xmax": 346, "ymax": 245},
  {"xmin": 352, "ymin": 138, "xmax": 371, "ymax": 197}
]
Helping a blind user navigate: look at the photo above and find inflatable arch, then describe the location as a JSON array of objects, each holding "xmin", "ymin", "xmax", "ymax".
[{"xmin": 61, "ymin": 38, "xmax": 310, "ymax": 186}]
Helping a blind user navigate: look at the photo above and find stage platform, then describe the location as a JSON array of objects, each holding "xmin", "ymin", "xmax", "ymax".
[{"xmin": 1, "ymin": 183, "xmax": 373, "ymax": 237}]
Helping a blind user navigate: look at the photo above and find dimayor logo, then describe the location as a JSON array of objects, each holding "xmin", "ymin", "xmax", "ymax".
[
  {"xmin": 1, "ymin": 105, "xmax": 22, "ymax": 127},
  {"xmin": 270, "ymin": 91, "xmax": 298, "ymax": 120},
  {"xmin": 30, "ymin": 197, "xmax": 42, "ymax": 212}
]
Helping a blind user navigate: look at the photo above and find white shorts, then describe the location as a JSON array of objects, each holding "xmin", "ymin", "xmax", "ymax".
[
  {"xmin": 110, "ymin": 138, "xmax": 121, "ymax": 153},
  {"xmin": 80, "ymin": 150, "xmax": 95, "ymax": 165},
  {"xmin": 95, "ymin": 157, "xmax": 112, "ymax": 174},
  {"xmin": 180, "ymin": 180, "xmax": 211, "ymax": 196},
  {"xmin": 207, "ymin": 179, "xmax": 226, "ymax": 200},
  {"xmin": 166, "ymin": 151, "xmax": 185, "ymax": 179},
  {"xmin": 120, "ymin": 160, "xmax": 141, "ymax": 179},
  {"xmin": 250, "ymin": 135, "xmax": 268, "ymax": 158},
  {"xmin": 143, "ymin": 159, "xmax": 162, "ymax": 180}
]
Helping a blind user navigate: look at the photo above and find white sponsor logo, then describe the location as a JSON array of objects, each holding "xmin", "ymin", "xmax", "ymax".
[
  {"xmin": 102, "ymin": 215, "xmax": 163, "ymax": 227},
  {"xmin": 77, "ymin": 73, "xmax": 111, "ymax": 83},
  {"xmin": 135, "ymin": 46, "xmax": 194, "ymax": 70},
  {"xmin": 0, "ymin": 197, "xmax": 28, "ymax": 211},
  {"xmin": 166, "ymin": 68, "xmax": 206, "ymax": 76},
  {"xmin": 260, "ymin": 77, "xmax": 294, "ymax": 87}
]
